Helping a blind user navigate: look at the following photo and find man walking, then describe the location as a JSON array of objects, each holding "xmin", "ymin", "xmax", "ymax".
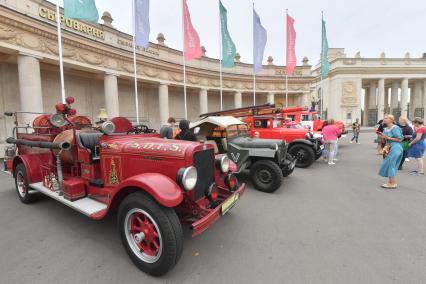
[{"xmin": 350, "ymin": 118, "xmax": 361, "ymax": 144}]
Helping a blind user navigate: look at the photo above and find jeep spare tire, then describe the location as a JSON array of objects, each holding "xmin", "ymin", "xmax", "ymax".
[
  {"xmin": 250, "ymin": 160, "xmax": 282, "ymax": 193},
  {"xmin": 118, "ymin": 192, "xmax": 183, "ymax": 276},
  {"xmin": 289, "ymin": 144, "xmax": 315, "ymax": 168},
  {"xmin": 282, "ymin": 153, "xmax": 296, "ymax": 177}
]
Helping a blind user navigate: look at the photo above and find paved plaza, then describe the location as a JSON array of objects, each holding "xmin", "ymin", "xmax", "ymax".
[{"xmin": 0, "ymin": 131, "xmax": 425, "ymax": 284}]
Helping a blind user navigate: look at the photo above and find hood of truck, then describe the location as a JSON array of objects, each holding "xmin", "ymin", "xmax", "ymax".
[
  {"xmin": 99, "ymin": 135, "xmax": 208, "ymax": 159},
  {"xmin": 229, "ymin": 136, "xmax": 285, "ymax": 149}
]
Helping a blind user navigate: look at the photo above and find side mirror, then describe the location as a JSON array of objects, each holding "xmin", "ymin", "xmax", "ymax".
[
  {"xmin": 4, "ymin": 112, "xmax": 14, "ymax": 117},
  {"xmin": 193, "ymin": 127, "xmax": 200, "ymax": 135}
]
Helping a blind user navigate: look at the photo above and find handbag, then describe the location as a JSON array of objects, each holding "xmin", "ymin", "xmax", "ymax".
[
  {"xmin": 382, "ymin": 144, "xmax": 391, "ymax": 159},
  {"xmin": 402, "ymin": 141, "xmax": 410, "ymax": 151}
]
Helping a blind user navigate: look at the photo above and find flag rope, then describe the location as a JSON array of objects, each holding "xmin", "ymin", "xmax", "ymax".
[{"xmin": 132, "ymin": 0, "xmax": 140, "ymax": 124}]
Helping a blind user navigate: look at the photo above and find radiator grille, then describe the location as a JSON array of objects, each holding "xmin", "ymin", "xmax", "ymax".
[{"xmin": 193, "ymin": 149, "xmax": 215, "ymax": 201}]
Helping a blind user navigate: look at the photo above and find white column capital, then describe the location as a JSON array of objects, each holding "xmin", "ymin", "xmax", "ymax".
[{"xmin": 18, "ymin": 52, "xmax": 43, "ymax": 60}]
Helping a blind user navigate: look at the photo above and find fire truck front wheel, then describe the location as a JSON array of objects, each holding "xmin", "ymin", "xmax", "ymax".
[
  {"xmin": 14, "ymin": 164, "xmax": 36, "ymax": 204},
  {"xmin": 118, "ymin": 191, "xmax": 183, "ymax": 276}
]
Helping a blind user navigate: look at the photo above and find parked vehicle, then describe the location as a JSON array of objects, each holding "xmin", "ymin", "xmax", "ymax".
[
  {"xmin": 3, "ymin": 97, "xmax": 245, "ymax": 276},
  {"xmin": 190, "ymin": 116, "xmax": 295, "ymax": 193},
  {"xmin": 242, "ymin": 116, "xmax": 323, "ymax": 168}
]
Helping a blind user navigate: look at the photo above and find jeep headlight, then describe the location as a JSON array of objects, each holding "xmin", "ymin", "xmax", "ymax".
[
  {"xmin": 216, "ymin": 155, "xmax": 230, "ymax": 173},
  {"xmin": 177, "ymin": 167, "xmax": 198, "ymax": 191}
]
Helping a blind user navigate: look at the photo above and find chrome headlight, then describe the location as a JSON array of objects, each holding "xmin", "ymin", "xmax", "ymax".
[
  {"xmin": 216, "ymin": 155, "xmax": 230, "ymax": 173},
  {"xmin": 177, "ymin": 167, "xmax": 198, "ymax": 191}
]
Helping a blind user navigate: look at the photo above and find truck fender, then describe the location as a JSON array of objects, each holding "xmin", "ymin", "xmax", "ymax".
[
  {"xmin": 289, "ymin": 139, "xmax": 314, "ymax": 148},
  {"xmin": 12, "ymin": 153, "xmax": 52, "ymax": 183},
  {"xmin": 116, "ymin": 173, "xmax": 184, "ymax": 208}
]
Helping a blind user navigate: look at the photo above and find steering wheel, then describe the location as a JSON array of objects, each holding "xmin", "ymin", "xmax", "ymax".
[{"xmin": 128, "ymin": 124, "xmax": 156, "ymax": 134}]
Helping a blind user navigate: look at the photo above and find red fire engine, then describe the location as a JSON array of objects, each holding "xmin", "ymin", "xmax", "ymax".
[{"xmin": 3, "ymin": 97, "xmax": 245, "ymax": 276}]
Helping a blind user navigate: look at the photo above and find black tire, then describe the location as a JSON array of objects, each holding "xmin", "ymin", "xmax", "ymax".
[
  {"xmin": 288, "ymin": 144, "xmax": 315, "ymax": 168},
  {"xmin": 249, "ymin": 160, "xmax": 282, "ymax": 193},
  {"xmin": 118, "ymin": 192, "xmax": 183, "ymax": 276},
  {"xmin": 14, "ymin": 164, "xmax": 35, "ymax": 204},
  {"xmin": 282, "ymin": 154, "xmax": 295, "ymax": 177}
]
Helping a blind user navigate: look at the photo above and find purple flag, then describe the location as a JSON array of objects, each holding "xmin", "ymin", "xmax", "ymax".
[
  {"xmin": 253, "ymin": 8, "xmax": 267, "ymax": 74},
  {"xmin": 135, "ymin": 0, "xmax": 150, "ymax": 48}
]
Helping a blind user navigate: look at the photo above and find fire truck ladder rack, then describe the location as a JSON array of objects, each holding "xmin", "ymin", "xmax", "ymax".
[
  {"xmin": 29, "ymin": 182, "xmax": 107, "ymax": 217},
  {"xmin": 200, "ymin": 103, "xmax": 281, "ymax": 118}
]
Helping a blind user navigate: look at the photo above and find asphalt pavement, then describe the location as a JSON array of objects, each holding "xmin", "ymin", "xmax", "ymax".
[{"xmin": 1, "ymin": 132, "xmax": 425, "ymax": 284}]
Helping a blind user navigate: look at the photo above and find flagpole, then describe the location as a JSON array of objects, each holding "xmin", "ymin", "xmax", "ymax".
[
  {"xmin": 55, "ymin": 0, "xmax": 66, "ymax": 104},
  {"xmin": 320, "ymin": 11, "xmax": 324, "ymax": 118},
  {"xmin": 252, "ymin": 2, "xmax": 256, "ymax": 106},
  {"xmin": 219, "ymin": 0, "xmax": 223, "ymax": 111},
  {"xmin": 132, "ymin": 0, "xmax": 140, "ymax": 124},
  {"xmin": 285, "ymin": 9, "xmax": 288, "ymax": 108},
  {"xmin": 181, "ymin": 0, "xmax": 188, "ymax": 119}
]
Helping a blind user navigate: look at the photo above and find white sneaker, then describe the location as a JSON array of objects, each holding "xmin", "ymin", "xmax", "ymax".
[
  {"xmin": 405, "ymin": 158, "xmax": 410, "ymax": 162},
  {"xmin": 350, "ymin": 141, "xmax": 353, "ymax": 144},
  {"xmin": 357, "ymin": 142, "xmax": 361, "ymax": 144},
  {"xmin": 328, "ymin": 162, "xmax": 335, "ymax": 165}
]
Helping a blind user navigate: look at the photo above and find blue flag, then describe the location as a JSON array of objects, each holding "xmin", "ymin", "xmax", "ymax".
[
  {"xmin": 64, "ymin": 0, "xmax": 99, "ymax": 23},
  {"xmin": 321, "ymin": 18, "xmax": 329, "ymax": 76},
  {"xmin": 135, "ymin": 0, "xmax": 150, "ymax": 48},
  {"xmin": 253, "ymin": 9, "xmax": 267, "ymax": 74}
]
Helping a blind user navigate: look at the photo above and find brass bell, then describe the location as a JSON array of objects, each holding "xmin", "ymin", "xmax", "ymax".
[{"xmin": 97, "ymin": 108, "xmax": 109, "ymax": 121}]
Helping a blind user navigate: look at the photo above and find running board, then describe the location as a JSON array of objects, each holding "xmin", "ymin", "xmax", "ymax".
[{"xmin": 29, "ymin": 182, "xmax": 108, "ymax": 217}]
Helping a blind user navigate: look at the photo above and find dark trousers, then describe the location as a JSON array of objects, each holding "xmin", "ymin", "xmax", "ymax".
[
  {"xmin": 399, "ymin": 150, "xmax": 408, "ymax": 170},
  {"xmin": 351, "ymin": 132, "xmax": 359, "ymax": 143}
]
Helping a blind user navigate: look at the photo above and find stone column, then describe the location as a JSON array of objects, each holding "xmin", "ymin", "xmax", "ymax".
[
  {"xmin": 363, "ymin": 87, "xmax": 369, "ymax": 126},
  {"xmin": 411, "ymin": 80, "xmax": 422, "ymax": 118},
  {"xmin": 234, "ymin": 91, "xmax": 242, "ymax": 108},
  {"xmin": 199, "ymin": 88, "xmax": 208, "ymax": 115},
  {"xmin": 17, "ymin": 54, "xmax": 44, "ymax": 125},
  {"xmin": 401, "ymin": 78, "xmax": 409, "ymax": 118},
  {"xmin": 377, "ymin": 79, "xmax": 385, "ymax": 119},
  {"xmin": 159, "ymin": 83, "xmax": 169, "ymax": 125},
  {"xmin": 301, "ymin": 93, "xmax": 309, "ymax": 107},
  {"xmin": 104, "ymin": 73, "xmax": 119, "ymax": 118},
  {"xmin": 267, "ymin": 92, "xmax": 275, "ymax": 104},
  {"xmin": 368, "ymin": 81, "xmax": 377, "ymax": 109},
  {"xmin": 423, "ymin": 79, "xmax": 426, "ymax": 122},
  {"xmin": 384, "ymin": 87, "xmax": 390, "ymax": 111},
  {"xmin": 390, "ymin": 80, "xmax": 399, "ymax": 112}
]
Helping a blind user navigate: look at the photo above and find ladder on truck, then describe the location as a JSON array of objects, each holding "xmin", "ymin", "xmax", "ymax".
[{"xmin": 200, "ymin": 103, "xmax": 280, "ymax": 118}]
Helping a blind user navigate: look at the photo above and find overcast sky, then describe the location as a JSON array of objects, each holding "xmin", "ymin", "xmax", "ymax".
[{"xmin": 50, "ymin": 0, "xmax": 426, "ymax": 66}]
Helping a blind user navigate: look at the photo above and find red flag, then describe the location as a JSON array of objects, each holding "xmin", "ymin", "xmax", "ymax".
[
  {"xmin": 182, "ymin": 0, "xmax": 202, "ymax": 61},
  {"xmin": 286, "ymin": 14, "xmax": 297, "ymax": 76}
]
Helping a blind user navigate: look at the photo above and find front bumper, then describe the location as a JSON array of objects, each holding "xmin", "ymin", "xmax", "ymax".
[{"xmin": 191, "ymin": 183, "xmax": 245, "ymax": 237}]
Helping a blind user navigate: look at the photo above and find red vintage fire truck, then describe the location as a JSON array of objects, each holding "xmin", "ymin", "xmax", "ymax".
[{"xmin": 3, "ymin": 97, "xmax": 245, "ymax": 276}]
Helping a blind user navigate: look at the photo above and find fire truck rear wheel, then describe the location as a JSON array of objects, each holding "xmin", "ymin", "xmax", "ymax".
[
  {"xmin": 250, "ymin": 160, "xmax": 282, "ymax": 193},
  {"xmin": 118, "ymin": 191, "xmax": 183, "ymax": 276},
  {"xmin": 289, "ymin": 144, "xmax": 315, "ymax": 168},
  {"xmin": 14, "ymin": 164, "xmax": 35, "ymax": 204}
]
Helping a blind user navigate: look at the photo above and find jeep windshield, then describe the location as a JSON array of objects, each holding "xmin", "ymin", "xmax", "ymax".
[{"xmin": 227, "ymin": 124, "xmax": 249, "ymax": 138}]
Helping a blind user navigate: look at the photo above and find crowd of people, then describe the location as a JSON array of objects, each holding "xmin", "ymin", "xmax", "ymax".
[
  {"xmin": 159, "ymin": 117, "xmax": 196, "ymax": 142},
  {"xmin": 377, "ymin": 115, "xmax": 425, "ymax": 189}
]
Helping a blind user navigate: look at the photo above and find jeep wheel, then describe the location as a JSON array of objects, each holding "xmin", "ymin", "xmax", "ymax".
[
  {"xmin": 282, "ymin": 154, "xmax": 295, "ymax": 177},
  {"xmin": 14, "ymin": 164, "xmax": 35, "ymax": 204},
  {"xmin": 250, "ymin": 160, "xmax": 282, "ymax": 193},
  {"xmin": 289, "ymin": 144, "xmax": 315, "ymax": 168},
  {"xmin": 118, "ymin": 192, "xmax": 183, "ymax": 276}
]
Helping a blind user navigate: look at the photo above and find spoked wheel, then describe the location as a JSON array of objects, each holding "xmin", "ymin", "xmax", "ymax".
[
  {"xmin": 118, "ymin": 192, "xmax": 183, "ymax": 276},
  {"xmin": 125, "ymin": 209, "xmax": 163, "ymax": 264},
  {"xmin": 289, "ymin": 144, "xmax": 315, "ymax": 168},
  {"xmin": 249, "ymin": 160, "xmax": 282, "ymax": 193},
  {"xmin": 14, "ymin": 164, "xmax": 35, "ymax": 204}
]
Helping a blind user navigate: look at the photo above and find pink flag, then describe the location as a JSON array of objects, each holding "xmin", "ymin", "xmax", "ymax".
[
  {"xmin": 182, "ymin": 0, "xmax": 202, "ymax": 61},
  {"xmin": 286, "ymin": 14, "xmax": 297, "ymax": 76}
]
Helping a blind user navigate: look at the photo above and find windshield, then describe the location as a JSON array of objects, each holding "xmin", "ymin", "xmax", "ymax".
[
  {"xmin": 227, "ymin": 124, "xmax": 248, "ymax": 138},
  {"xmin": 287, "ymin": 123, "xmax": 306, "ymax": 129}
]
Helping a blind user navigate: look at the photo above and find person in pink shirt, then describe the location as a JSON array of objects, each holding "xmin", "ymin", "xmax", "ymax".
[{"xmin": 322, "ymin": 119, "xmax": 342, "ymax": 165}]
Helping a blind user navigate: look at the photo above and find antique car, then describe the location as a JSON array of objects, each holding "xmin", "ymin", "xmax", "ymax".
[
  {"xmin": 3, "ymin": 97, "xmax": 245, "ymax": 276},
  {"xmin": 280, "ymin": 106, "xmax": 347, "ymax": 135},
  {"xmin": 190, "ymin": 116, "xmax": 295, "ymax": 193},
  {"xmin": 242, "ymin": 116, "xmax": 323, "ymax": 168}
]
